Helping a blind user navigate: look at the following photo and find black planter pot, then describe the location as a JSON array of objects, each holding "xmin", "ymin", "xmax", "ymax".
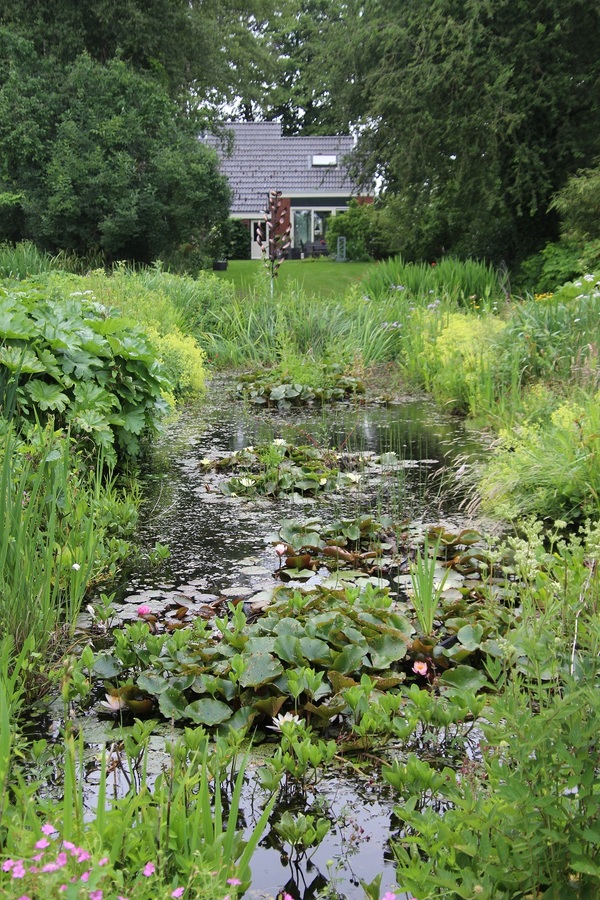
[{"xmin": 212, "ymin": 260, "xmax": 228, "ymax": 271}]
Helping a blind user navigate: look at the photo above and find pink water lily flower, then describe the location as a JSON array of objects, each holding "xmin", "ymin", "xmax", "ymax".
[{"xmin": 137, "ymin": 604, "xmax": 152, "ymax": 617}]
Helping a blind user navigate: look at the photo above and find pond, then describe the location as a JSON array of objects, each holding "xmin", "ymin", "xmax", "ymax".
[
  {"xmin": 82, "ymin": 378, "xmax": 489, "ymax": 900},
  {"xmin": 126, "ymin": 379, "xmax": 486, "ymax": 596}
]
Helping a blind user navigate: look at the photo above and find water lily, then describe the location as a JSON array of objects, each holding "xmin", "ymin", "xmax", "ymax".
[
  {"xmin": 100, "ymin": 693, "xmax": 127, "ymax": 712},
  {"xmin": 267, "ymin": 711, "xmax": 303, "ymax": 732},
  {"xmin": 412, "ymin": 660, "xmax": 428, "ymax": 676},
  {"xmin": 137, "ymin": 604, "xmax": 152, "ymax": 617}
]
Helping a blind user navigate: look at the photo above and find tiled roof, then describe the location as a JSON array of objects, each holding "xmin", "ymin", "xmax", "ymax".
[{"xmin": 204, "ymin": 122, "xmax": 362, "ymax": 215}]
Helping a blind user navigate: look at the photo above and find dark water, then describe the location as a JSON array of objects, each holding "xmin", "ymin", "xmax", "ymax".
[
  {"xmin": 110, "ymin": 379, "xmax": 486, "ymax": 900},
  {"xmin": 127, "ymin": 378, "xmax": 485, "ymax": 596}
]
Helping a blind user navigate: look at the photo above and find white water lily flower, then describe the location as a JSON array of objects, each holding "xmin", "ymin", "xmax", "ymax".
[
  {"xmin": 100, "ymin": 693, "xmax": 127, "ymax": 712},
  {"xmin": 272, "ymin": 439, "xmax": 287, "ymax": 446},
  {"xmin": 345, "ymin": 472, "xmax": 361, "ymax": 483},
  {"xmin": 200, "ymin": 458, "xmax": 212, "ymax": 466},
  {"xmin": 267, "ymin": 712, "xmax": 302, "ymax": 732},
  {"xmin": 239, "ymin": 477, "xmax": 255, "ymax": 487}
]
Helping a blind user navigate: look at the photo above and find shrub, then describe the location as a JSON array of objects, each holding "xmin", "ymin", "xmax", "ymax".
[
  {"xmin": 326, "ymin": 200, "xmax": 390, "ymax": 260},
  {"xmin": 0, "ymin": 283, "xmax": 171, "ymax": 464},
  {"xmin": 517, "ymin": 239, "xmax": 583, "ymax": 294},
  {"xmin": 423, "ymin": 313, "xmax": 506, "ymax": 415},
  {"xmin": 145, "ymin": 325, "xmax": 206, "ymax": 397},
  {"xmin": 478, "ymin": 394, "xmax": 600, "ymax": 522},
  {"xmin": 225, "ymin": 218, "xmax": 251, "ymax": 260}
]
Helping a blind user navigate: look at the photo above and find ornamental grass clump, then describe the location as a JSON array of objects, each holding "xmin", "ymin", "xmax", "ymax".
[{"xmin": 478, "ymin": 394, "xmax": 600, "ymax": 522}]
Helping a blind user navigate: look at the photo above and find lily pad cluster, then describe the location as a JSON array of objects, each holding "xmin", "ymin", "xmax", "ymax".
[
  {"xmin": 270, "ymin": 514, "xmax": 397, "ymax": 581},
  {"xmin": 84, "ymin": 520, "xmax": 523, "ymax": 730},
  {"xmin": 200, "ymin": 439, "xmax": 412, "ymax": 500},
  {"xmin": 236, "ymin": 363, "xmax": 365, "ymax": 408},
  {"xmin": 200, "ymin": 439, "xmax": 366, "ymax": 499},
  {"xmin": 89, "ymin": 583, "xmax": 412, "ymax": 729}
]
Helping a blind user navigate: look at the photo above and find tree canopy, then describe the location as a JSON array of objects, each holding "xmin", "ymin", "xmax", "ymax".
[
  {"xmin": 320, "ymin": 0, "xmax": 600, "ymax": 262},
  {"xmin": 0, "ymin": 0, "xmax": 272, "ymax": 261}
]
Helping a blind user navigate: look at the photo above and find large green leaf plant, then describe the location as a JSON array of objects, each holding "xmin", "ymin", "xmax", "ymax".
[{"xmin": 0, "ymin": 284, "xmax": 171, "ymax": 464}]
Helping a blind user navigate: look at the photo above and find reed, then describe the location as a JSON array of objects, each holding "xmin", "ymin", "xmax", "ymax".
[{"xmin": 0, "ymin": 426, "xmax": 96, "ymax": 687}]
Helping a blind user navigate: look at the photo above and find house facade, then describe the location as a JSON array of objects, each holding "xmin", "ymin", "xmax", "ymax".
[{"xmin": 204, "ymin": 122, "xmax": 371, "ymax": 259}]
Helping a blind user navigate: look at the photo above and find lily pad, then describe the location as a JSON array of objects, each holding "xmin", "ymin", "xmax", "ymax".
[
  {"xmin": 439, "ymin": 665, "xmax": 488, "ymax": 693},
  {"xmin": 184, "ymin": 697, "xmax": 232, "ymax": 726},
  {"xmin": 158, "ymin": 687, "xmax": 189, "ymax": 720},
  {"xmin": 239, "ymin": 652, "xmax": 284, "ymax": 687}
]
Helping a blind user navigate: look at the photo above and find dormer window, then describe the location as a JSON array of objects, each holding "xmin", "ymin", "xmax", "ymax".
[{"xmin": 312, "ymin": 155, "xmax": 337, "ymax": 167}]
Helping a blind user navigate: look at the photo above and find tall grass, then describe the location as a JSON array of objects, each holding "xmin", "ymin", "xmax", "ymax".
[
  {"xmin": 360, "ymin": 255, "xmax": 505, "ymax": 307},
  {"xmin": 0, "ymin": 241, "xmax": 61, "ymax": 280},
  {"xmin": 0, "ymin": 426, "xmax": 97, "ymax": 685}
]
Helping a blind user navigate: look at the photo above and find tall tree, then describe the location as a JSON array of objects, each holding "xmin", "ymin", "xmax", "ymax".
[
  {"xmin": 0, "ymin": 0, "xmax": 273, "ymax": 103},
  {"xmin": 262, "ymin": 0, "xmax": 343, "ymax": 134},
  {"xmin": 0, "ymin": 0, "xmax": 279, "ymax": 259},
  {"xmin": 324, "ymin": 0, "xmax": 600, "ymax": 262},
  {"xmin": 0, "ymin": 45, "xmax": 230, "ymax": 260}
]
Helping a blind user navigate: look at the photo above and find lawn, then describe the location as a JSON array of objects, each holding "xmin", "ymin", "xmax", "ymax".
[{"xmin": 212, "ymin": 258, "xmax": 377, "ymax": 298}]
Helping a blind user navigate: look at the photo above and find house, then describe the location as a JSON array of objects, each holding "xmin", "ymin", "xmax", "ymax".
[{"xmin": 204, "ymin": 122, "xmax": 372, "ymax": 259}]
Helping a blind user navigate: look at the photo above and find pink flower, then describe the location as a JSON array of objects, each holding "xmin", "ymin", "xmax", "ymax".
[
  {"xmin": 16, "ymin": 896, "xmax": 32, "ymax": 900},
  {"xmin": 412, "ymin": 660, "xmax": 428, "ymax": 676},
  {"xmin": 90, "ymin": 891, "xmax": 103, "ymax": 900},
  {"xmin": 80, "ymin": 871, "xmax": 90, "ymax": 882},
  {"xmin": 35, "ymin": 837, "xmax": 50, "ymax": 849},
  {"xmin": 2, "ymin": 859, "xmax": 15, "ymax": 871},
  {"xmin": 282, "ymin": 895, "xmax": 294, "ymax": 900},
  {"xmin": 62, "ymin": 841, "xmax": 76, "ymax": 852},
  {"xmin": 137, "ymin": 604, "xmax": 152, "ymax": 617},
  {"xmin": 98, "ymin": 857, "xmax": 109, "ymax": 866},
  {"xmin": 32, "ymin": 853, "xmax": 43, "ymax": 861},
  {"xmin": 41, "ymin": 823, "xmax": 55, "ymax": 835},
  {"xmin": 12, "ymin": 861, "xmax": 26, "ymax": 879},
  {"xmin": 381, "ymin": 893, "xmax": 397, "ymax": 900},
  {"xmin": 171, "ymin": 890, "xmax": 184, "ymax": 899},
  {"xmin": 56, "ymin": 851, "xmax": 68, "ymax": 867},
  {"xmin": 76, "ymin": 849, "xmax": 90, "ymax": 863},
  {"xmin": 227, "ymin": 878, "xmax": 242, "ymax": 886},
  {"xmin": 142, "ymin": 861, "xmax": 156, "ymax": 877}
]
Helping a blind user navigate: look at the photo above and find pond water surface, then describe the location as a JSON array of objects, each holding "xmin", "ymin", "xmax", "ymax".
[{"xmin": 99, "ymin": 379, "xmax": 488, "ymax": 900}]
